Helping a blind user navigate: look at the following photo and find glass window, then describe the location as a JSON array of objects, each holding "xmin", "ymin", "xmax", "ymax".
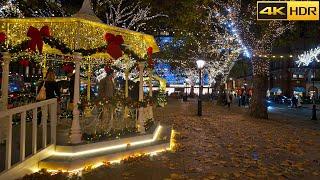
[
  {"xmin": 299, "ymin": 74, "xmax": 304, "ymax": 78},
  {"xmin": 293, "ymin": 74, "xmax": 297, "ymax": 78}
]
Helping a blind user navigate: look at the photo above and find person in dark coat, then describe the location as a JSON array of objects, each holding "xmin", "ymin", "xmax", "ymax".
[{"xmin": 38, "ymin": 70, "xmax": 60, "ymax": 100}]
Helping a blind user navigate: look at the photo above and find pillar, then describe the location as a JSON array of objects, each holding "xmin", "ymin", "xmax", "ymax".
[
  {"xmin": 0, "ymin": 52, "xmax": 10, "ymax": 143},
  {"xmin": 124, "ymin": 69, "xmax": 129, "ymax": 118},
  {"xmin": 70, "ymin": 53, "xmax": 82, "ymax": 144},
  {"xmin": 0, "ymin": 52, "xmax": 10, "ymax": 110},
  {"xmin": 42, "ymin": 55, "xmax": 47, "ymax": 79},
  {"xmin": 137, "ymin": 62, "xmax": 145, "ymax": 133},
  {"xmin": 148, "ymin": 68, "xmax": 153, "ymax": 120},
  {"xmin": 84, "ymin": 63, "xmax": 92, "ymax": 117}
]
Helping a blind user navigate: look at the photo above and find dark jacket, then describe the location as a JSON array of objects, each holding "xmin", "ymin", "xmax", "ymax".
[{"xmin": 39, "ymin": 80, "xmax": 60, "ymax": 100}]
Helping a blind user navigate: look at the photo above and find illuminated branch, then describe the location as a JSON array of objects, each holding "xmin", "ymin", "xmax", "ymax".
[{"xmin": 97, "ymin": 0, "xmax": 167, "ymax": 31}]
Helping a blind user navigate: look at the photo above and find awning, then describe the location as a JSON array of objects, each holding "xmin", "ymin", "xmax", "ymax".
[
  {"xmin": 293, "ymin": 87, "xmax": 306, "ymax": 92},
  {"xmin": 270, "ymin": 87, "xmax": 282, "ymax": 93}
]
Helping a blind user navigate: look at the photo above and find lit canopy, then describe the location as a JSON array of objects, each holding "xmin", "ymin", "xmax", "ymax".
[{"xmin": 0, "ymin": 16, "xmax": 159, "ymax": 58}]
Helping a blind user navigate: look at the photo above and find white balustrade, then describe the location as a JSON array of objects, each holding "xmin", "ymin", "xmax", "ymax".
[{"xmin": 0, "ymin": 99, "xmax": 57, "ymax": 170}]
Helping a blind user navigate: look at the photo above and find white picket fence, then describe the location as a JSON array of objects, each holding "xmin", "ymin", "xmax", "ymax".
[{"xmin": 0, "ymin": 98, "xmax": 57, "ymax": 171}]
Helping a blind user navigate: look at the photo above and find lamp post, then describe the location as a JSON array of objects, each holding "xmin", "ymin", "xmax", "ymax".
[{"xmin": 196, "ymin": 60, "xmax": 205, "ymax": 116}]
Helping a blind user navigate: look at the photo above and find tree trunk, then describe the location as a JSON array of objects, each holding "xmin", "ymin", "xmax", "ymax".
[
  {"xmin": 249, "ymin": 75, "xmax": 268, "ymax": 119},
  {"xmin": 217, "ymin": 84, "xmax": 225, "ymax": 106},
  {"xmin": 190, "ymin": 85, "xmax": 195, "ymax": 97}
]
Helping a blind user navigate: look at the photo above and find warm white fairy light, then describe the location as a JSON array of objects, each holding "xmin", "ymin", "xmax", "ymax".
[
  {"xmin": 297, "ymin": 46, "xmax": 320, "ymax": 66},
  {"xmin": 97, "ymin": 0, "xmax": 167, "ymax": 31}
]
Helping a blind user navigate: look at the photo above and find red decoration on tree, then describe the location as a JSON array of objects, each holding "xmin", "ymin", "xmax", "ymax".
[
  {"xmin": 0, "ymin": 32, "xmax": 6, "ymax": 43},
  {"xmin": 62, "ymin": 63, "xmax": 74, "ymax": 74},
  {"xmin": 104, "ymin": 33, "xmax": 124, "ymax": 59},
  {"xmin": 19, "ymin": 59, "xmax": 30, "ymax": 67},
  {"xmin": 147, "ymin": 47, "xmax": 154, "ymax": 69},
  {"xmin": 27, "ymin": 26, "xmax": 51, "ymax": 54}
]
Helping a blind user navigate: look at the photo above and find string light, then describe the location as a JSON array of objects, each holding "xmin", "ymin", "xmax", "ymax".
[{"xmin": 296, "ymin": 46, "xmax": 320, "ymax": 66}]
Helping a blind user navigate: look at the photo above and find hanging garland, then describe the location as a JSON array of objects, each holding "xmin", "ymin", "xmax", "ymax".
[{"xmin": 0, "ymin": 27, "xmax": 149, "ymax": 62}]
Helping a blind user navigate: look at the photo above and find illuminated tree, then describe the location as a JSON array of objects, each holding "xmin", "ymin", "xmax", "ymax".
[
  {"xmin": 94, "ymin": 0, "xmax": 167, "ymax": 31},
  {"xmin": 226, "ymin": 0, "xmax": 294, "ymax": 118}
]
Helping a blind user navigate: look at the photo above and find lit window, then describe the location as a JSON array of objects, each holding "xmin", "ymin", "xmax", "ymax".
[
  {"xmin": 293, "ymin": 74, "xmax": 297, "ymax": 78},
  {"xmin": 299, "ymin": 74, "xmax": 304, "ymax": 78}
]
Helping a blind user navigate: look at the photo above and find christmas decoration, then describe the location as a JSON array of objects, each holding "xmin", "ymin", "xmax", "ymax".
[
  {"xmin": 105, "ymin": 33, "xmax": 124, "ymax": 59},
  {"xmin": 19, "ymin": 58, "xmax": 29, "ymax": 67},
  {"xmin": 147, "ymin": 47, "xmax": 154, "ymax": 69},
  {"xmin": 296, "ymin": 46, "xmax": 320, "ymax": 66},
  {"xmin": 62, "ymin": 63, "xmax": 74, "ymax": 74},
  {"xmin": 27, "ymin": 26, "xmax": 51, "ymax": 54},
  {"xmin": 0, "ymin": 32, "xmax": 6, "ymax": 43}
]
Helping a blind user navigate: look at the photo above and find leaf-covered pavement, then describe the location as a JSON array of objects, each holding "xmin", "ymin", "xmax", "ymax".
[
  {"xmin": 23, "ymin": 99, "xmax": 320, "ymax": 180},
  {"xmin": 80, "ymin": 99, "xmax": 320, "ymax": 180}
]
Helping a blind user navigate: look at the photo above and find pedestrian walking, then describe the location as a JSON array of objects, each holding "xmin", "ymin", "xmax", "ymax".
[
  {"xmin": 226, "ymin": 92, "xmax": 231, "ymax": 109},
  {"xmin": 297, "ymin": 95, "xmax": 302, "ymax": 108}
]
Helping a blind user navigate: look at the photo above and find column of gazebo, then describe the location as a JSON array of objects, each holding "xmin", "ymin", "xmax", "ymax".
[
  {"xmin": 137, "ymin": 62, "xmax": 145, "ymax": 133},
  {"xmin": 84, "ymin": 63, "xmax": 92, "ymax": 117},
  {"xmin": 70, "ymin": 53, "xmax": 82, "ymax": 144},
  {"xmin": 0, "ymin": 52, "xmax": 10, "ymax": 142},
  {"xmin": 124, "ymin": 69, "xmax": 129, "ymax": 120},
  {"xmin": 148, "ymin": 68, "xmax": 154, "ymax": 120}
]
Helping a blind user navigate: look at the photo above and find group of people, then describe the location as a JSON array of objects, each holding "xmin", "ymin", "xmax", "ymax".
[{"xmin": 221, "ymin": 91, "xmax": 250, "ymax": 109}]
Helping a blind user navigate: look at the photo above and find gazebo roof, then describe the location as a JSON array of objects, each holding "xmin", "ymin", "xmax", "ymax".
[{"xmin": 0, "ymin": 0, "xmax": 159, "ymax": 58}]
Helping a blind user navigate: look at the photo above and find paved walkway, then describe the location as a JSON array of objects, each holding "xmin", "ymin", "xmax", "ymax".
[{"xmin": 22, "ymin": 99, "xmax": 320, "ymax": 179}]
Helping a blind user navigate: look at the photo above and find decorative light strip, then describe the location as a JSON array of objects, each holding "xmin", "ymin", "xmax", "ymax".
[
  {"xmin": 45, "ymin": 148, "xmax": 169, "ymax": 175},
  {"xmin": 54, "ymin": 125, "xmax": 162, "ymax": 157}
]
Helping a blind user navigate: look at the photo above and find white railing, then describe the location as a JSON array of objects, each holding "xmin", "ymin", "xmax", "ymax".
[{"xmin": 0, "ymin": 98, "xmax": 57, "ymax": 170}]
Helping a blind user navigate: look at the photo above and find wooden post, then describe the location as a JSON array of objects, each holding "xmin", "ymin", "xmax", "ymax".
[
  {"xmin": 0, "ymin": 52, "xmax": 10, "ymax": 143},
  {"xmin": 32, "ymin": 108, "xmax": 37, "ymax": 154},
  {"xmin": 20, "ymin": 111, "xmax": 26, "ymax": 161},
  {"xmin": 0, "ymin": 52, "xmax": 10, "ymax": 110},
  {"xmin": 70, "ymin": 53, "xmax": 82, "ymax": 144},
  {"xmin": 50, "ymin": 101, "xmax": 57, "ymax": 145},
  {"xmin": 137, "ymin": 62, "xmax": 145, "ymax": 133},
  {"xmin": 5, "ymin": 115, "xmax": 12, "ymax": 170},
  {"xmin": 42, "ymin": 105, "xmax": 48, "ymax": 148}
]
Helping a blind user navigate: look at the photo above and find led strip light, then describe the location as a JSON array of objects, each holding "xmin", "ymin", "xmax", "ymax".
[{"xmin": 54, "ymin": 125, "xmax": 162, "ymax": 157}]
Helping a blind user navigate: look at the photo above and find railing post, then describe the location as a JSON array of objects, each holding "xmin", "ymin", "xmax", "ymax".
[
  {"xmin": 32, "ymin": 108, "xmax": 37, "ymax": 154},
  {"xmin": 50, "ymin": 101, "xmax": 57, "ymax": 145},
  {"xmin": 20, "ymin": 111, "xmax": 26, "ymax": 161},
  {"xmin": 5, "ymin": 115, "xmax": 12, "ymax": 170},
  {"xmin": 42, "ymin": 105, "xmax": 48, "ymax": 148}
]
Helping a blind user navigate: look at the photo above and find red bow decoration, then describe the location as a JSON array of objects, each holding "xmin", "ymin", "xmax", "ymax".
[
  {"xmin": 147, "ymin": 47, "xmax": 154, "ymax": 69},
  {"xmin": 0, "ymin": 32, "xmax": 6, "ymax": 43},
  {"xmin": 19, "ymin": 59, "xmax": 30, "ymax": 67},
  {"xmin": 104, "ymin": 33, "xmax": 124, "ymax": 59},
  {"xmin": 62, "ymin": 63, "xmax": 74, "ymax": 74},
  {"xmin": 27, "ymin": 26, "xmax": 51, "ymax": 54},
  {"xmin": 104, "ymin": 65, "xmax": 113, "ymax": 75}
]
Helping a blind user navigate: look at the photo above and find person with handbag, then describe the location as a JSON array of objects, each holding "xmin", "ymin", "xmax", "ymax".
[
  {"xmin": 36, "ymin": 70, "xmax": 61, "ymax": 124},
  {"xmin": 37, "ymin": 70, "xmax": 61, "ymax": 101}
]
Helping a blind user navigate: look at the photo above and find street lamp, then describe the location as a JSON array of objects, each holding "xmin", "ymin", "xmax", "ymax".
[{"xmin": 196, "ymin": 59, "xmax": 205, "ymax": 116}]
